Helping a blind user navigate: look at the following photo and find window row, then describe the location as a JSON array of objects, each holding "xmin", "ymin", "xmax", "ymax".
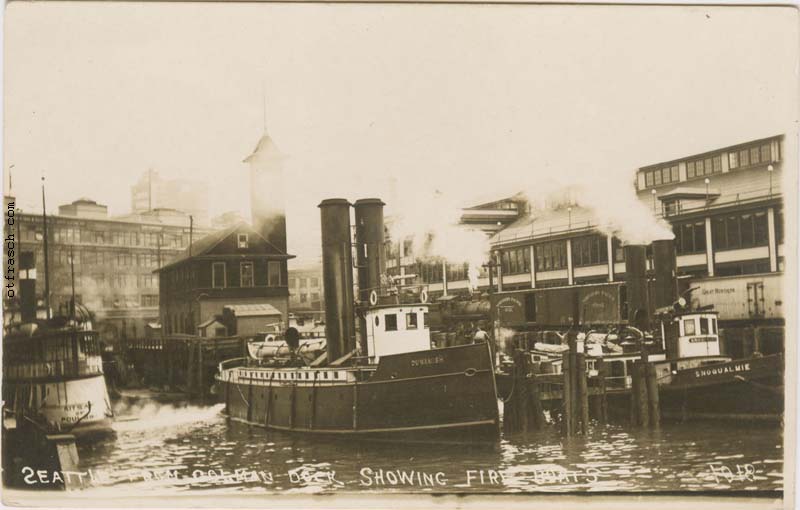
[
  {"xmin": 673, "ymin": 221, "xmax": 707, "ymax": 255},
  {"xmin": 686, "ymin": 155, "xmax": 722, "ymax": 179},
  {"xmin": 571, "ymin": 235, "xmax": 608, "ymax": 267},
  {"xmin": 211, "ymin": 260, "xmax": 283, "ymax": 289},
  {"xmin": 711, "ymin": 211, "xmax": 769, "ymax": 251},
  {"xmin": 644, "ymin": 164, "xmax": 680, "ymax": 188},
  {"xmin": 729, "ymin": 143, "xmax": 775, "ymax": 169},
  {"xmin": 376, "ymin": 311, "xmax": 429, "ymax": 332},
  {"xmin": 288, "ymin": 277, "xmax": 321, "ymax": 288},
  {"xmin": 500, "ymin": 247, "xmax": 530, "ymax": 275},
  {"xmin": 35, "ymin": 226, "xmax": 188, "ymax": 249}
]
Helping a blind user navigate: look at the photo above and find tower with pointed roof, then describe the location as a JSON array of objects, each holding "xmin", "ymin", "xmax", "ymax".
[{"xmin": 244, "ymin": 130, "xmax": 287, "ymax": 255}]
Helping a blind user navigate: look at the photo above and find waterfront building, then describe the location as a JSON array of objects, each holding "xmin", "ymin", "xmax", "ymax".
[
  {"xmin": 7, "ymin": 197, "xmax": 213, "ymax": 343},
  {"xmin": 389, "ymin": 135, "xmax": 785, "ymax": 356},
  {"xmin": 288, "ymin": 261, "xmax": 325, "ymax": 318},
  {"xmin": 156, "ymin": 223, "xmax": 293, "ymax": 335}
]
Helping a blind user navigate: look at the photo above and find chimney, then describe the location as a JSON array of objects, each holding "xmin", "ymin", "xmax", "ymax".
[
  {"xmin": 623, "ymin": 244, "xmax": 650, "ymax": 330},
  {"xmin": 245, "ymin": 133, "xmax": 287, "ymax": 253},
  {"xmin": 20, "ymin": 251, "xmax": 37, "ymax": 323},
  {"xmin": 354, "ymin": 198, "xmax": 386, "ymax": 354},
  {"xmin": 652, "ymin": 239, "xmax": 677, "ymax": 310},
  {"xmin": 319, "ymin": 199, "xmax": 355, "ymax": 362}
]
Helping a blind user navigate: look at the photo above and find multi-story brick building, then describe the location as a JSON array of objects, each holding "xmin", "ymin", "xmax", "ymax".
[
  {"xmin": 288, "ymin": 262, "xmax": 325, "ymax": 317},
  {"xmin": 7, "ymin": 197, "xmax": 213, "ymax": 343}
]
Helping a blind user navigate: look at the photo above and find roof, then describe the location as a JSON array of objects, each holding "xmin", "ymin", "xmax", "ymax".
[
  {"xmin": 492, "ymin": 205, "xmax": 596, "ymax": 245},
  {"xmin": 155, "ymin": 222, "xmax": 291, "ymax": 272},
  {"xmin": 243, "ymin": 132, "xmax": 282, "ymax": 163},
  {"xmin": 224, "ymin": 303, "xmax": 282, "ymax": 317},
  {"xmin": 198, "ymin": 317, "xmax": 224, "ymax": 328},
  {"xmin": 658, "ymin": 187, "xmax": 721, "ymax": 200}
]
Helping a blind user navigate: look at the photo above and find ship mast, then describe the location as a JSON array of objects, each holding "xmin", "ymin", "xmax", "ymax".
[{"xmin": 41, "ymin": 176, "xmax": 51, "ymax": 320}]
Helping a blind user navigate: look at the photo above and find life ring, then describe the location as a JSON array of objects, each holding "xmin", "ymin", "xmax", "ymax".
[
  {"xmin": 420, "ymin": 289, "xmax": 429, "ymax": 304},
  {"xmin": 369, "ymin": 290, "xmax": 378, "ymax": 306}
]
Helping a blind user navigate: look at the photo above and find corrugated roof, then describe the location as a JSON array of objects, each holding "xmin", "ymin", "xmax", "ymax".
[{"xmin": 224, "ymin": 303, "xmax": 282, "ymax": 317}]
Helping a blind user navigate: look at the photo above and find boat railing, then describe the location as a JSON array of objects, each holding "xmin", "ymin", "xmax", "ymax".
[{"xmin": 218, "ymin": 357, "xmax": 249, "ymax": 373}]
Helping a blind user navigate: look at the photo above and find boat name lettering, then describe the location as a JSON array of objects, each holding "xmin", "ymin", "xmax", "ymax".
[
  {"xmin": 694, "ymin": 363, "xmax": 751, "ymax": 378},
  {"xmin": 688, "ymin": 336, "xmax": 715, "ymax": 343},
  {"xmin": 411, "ymin": 355, "xmax": 445, "ymax": 367}
]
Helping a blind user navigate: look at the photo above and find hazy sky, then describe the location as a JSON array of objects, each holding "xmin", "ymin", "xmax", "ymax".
[{"xmin": 4, "ymin": 3, "xmax": 797, "ymax": 263}]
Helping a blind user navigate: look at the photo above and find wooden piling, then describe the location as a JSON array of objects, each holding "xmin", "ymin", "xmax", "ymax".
[
  {"xmin": 561, "ymin": 351, "xmax": 573, "ymax": 437},
  {"xmin": 598, "ymin": 358, "xmax": 608, "ymax": 424},
  {"xmin": 516, "ymin": 350, "xmax": 530, "ymax": 433},
  {"xmin": 645, "ymin": 362, "xmax": 660, "ymax": 428},
  {"xmin": 577, "ymin": 352, "xmax": 589, "ymax": 434},
  {"xmin": 530, "ymin": 362, "xmax": 547, "ymax": 429},
  {"xmin": 568, "ymin": 336, "xmax": 580, "ymax": 434},
  {"xmin": 635, "ymin": 362, "xmax": 650, "ymax": 428}
]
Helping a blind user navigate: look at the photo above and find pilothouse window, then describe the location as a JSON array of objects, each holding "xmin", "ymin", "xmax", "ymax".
[
  {"xmin": 385, "ymin": 314, "xmax": 398, "ymax": 331},
  {"xmin": 684, "ymin": 318, "xmax": 696, "ymax": 335},
  {"xmin": 700, "ymin": 317, "xmax": 710, "ymax": 335},
  {"xmin": 406, "ymin": 313, "xmax": 418, "ymax": 330}
]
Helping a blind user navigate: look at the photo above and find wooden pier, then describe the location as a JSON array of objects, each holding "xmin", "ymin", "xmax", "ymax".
[{"xmin": 122, "ymin": 335, "xmax": 248, "ymax": 397}]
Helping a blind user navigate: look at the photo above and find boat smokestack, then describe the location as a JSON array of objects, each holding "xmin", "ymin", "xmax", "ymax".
[
  {"xmin": 623, "ymin": 244, "xmax": 649, "ymax": 330},
  {"xmin": 354, "ymin": 198, "xmax": 386, "ymax": 354},
  {"xmin": 20, "ymin": 251, "xmax": 37, "ymax": 323},
  {"xmin": 652, "ymin": 239, "xmax": 677, "ymax": 310},
  {"xmin": 319, "ymin": 199, "xmax": 356, "ymax": 362}
]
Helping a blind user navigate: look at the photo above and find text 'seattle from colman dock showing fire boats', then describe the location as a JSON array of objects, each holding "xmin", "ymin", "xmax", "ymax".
[{"xmin": 1, "ymin": 2, "xmax": 797, "ymax": 509}]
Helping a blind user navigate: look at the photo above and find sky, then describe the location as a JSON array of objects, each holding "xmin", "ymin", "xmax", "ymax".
[{"xmin": 4, "ymin": 2, "xmax": 798, "ymax": 264}]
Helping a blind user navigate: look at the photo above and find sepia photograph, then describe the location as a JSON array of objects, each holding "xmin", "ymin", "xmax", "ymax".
[{"xmin": 1, "ymin": 1, "xmax": 797, "ymax": 508}]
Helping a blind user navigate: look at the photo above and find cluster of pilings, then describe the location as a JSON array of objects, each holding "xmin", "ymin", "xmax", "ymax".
[
  {"xmin": 629, "ymin": 347, "xmax": 660, "ymax": 428},
  {"xmin": 502, "ymin": 335, "xmax": 611, "ymax": 436}
]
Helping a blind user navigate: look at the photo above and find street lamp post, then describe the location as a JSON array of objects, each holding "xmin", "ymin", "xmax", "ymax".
[
  {"xmin": 568, "ymin": 206, "xmax": 572, "ymax": 229},
  {"xmin": 704, "ymin": 178, "xmax": 710, "ymax": 205}
]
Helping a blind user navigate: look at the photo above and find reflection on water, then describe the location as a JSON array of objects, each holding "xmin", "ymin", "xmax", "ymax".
[{"xmin": 73, "ymin": 400, "xmax": 783, "ymax": 494}]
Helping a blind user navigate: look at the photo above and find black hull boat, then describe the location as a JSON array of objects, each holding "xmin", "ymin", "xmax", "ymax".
[
  {"xmin": 219, "ymin": 342, "xmax": 500, "ymax": 443},
  {"xmin": 217, "ymin": 198, "xmax": 500, "ymax": 444}
]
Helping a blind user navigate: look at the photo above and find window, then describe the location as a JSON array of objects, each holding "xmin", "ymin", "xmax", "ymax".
[
  {"xmin": 406, "ymin": 313, "xmax": 418, "ymax": 330},
  {"xmin": 700, "ymin": 317, "xmax": 710, "ymax": 335},
  {"xmin": 267, "ymin": 261, "xmax": 282, "ymax": 286},
  {"xmin": 571, "ymin": 235, "xmax": 608, "ymax": 267},
  {"xmin": 775, "ymin": 209, "xmax": 784, "ymax": 245},
  {"xmin": 212, "ymin": 262, "xmax": 226, "ymax": 288},
  {"xmin": 288, "ymin": 278, "xmax": 297, "ymax": 288},
  {"xmin": 310, "ymin": 278, "xmax": 319, "ymax": 287},
  {"xmin": 687, "ymin": 155, "xmax": 722, "ymax": 179},
  {"xmin": 642, "ymin": 164, "xmax": 679, "ymax": 188},
  {"xmin": 712, "ymin": 211, "xmax": 769, "ymax": 251},
  {"xmin": 300, "ymin": 278, "xmax": 308, "ymax": 288},
  {"xmin": 423, "ymin": 313, "xmax": 429, "ymax": 329},
  {"xmin": 674, "ymin": 221, "xmax": 706, "ymax": 255},
  {"xmin": 500, "ymin": 247, "xmax": 530, "ymax": 275},
  {"xmin": 300, "ymin": 293, "xmax": 307, "ymax": 303},
  {"xmin": 535, "ymin": 240, "xmax": 567, "ymax": 272},
  {"xmin": 385, "ymin": 313, "xmax": 398, "ymax": 331},
  {"xmin": 240, "ymin": 262, "xmax": 254, "ymax": 287},
  {"xmin": 684, "ymin": 318, "xmax": 696, "ymax": 335},
  {"xmin": 237, "ymin": 234, "xmax": 249, "ymax": 249},
  {"xmin": 311, "ymin": 292, "xmax": 320, "ymax": 302}
]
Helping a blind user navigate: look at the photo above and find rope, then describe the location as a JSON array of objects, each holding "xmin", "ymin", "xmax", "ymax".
[
  {"xmin": 235, "ymin": 373, "xmax": 250, "ymax": 408},
  {"xmin": 502, "ymin": 376, "xmax": 516, "ymax": 404}
]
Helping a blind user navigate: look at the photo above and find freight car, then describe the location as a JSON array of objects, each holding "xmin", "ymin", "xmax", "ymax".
[{"xmin": 490, "ymin": 282, "xmax": 626, "ymax": 330}]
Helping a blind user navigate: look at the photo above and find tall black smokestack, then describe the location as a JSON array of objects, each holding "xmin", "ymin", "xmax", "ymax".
[
  {"xmin": 244, "ymin": 132, "xmax": 287, "ymax": 253},
  {"xmin": 20, "ymin": 251, "xmax": 36, "ymax": 323},
  {"xmin": 354, "ymin": 198, "xmax": 385, "ymax": 354},
  {"xmin": 319, "ymin": 199, "xmax": 356, "ymax": 362},
  {"xmin": 623, "ymin": 244, "xmax": 649, "ymax": 330},
  {"xmin": 652, "ymin": 239, "xmax": 677, "ymax": 310}
]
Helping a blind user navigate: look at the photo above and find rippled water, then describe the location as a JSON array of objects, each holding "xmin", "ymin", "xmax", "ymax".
[{"xmin": 69, "ymin": 398, "xmax": 783, "ymax": 495}]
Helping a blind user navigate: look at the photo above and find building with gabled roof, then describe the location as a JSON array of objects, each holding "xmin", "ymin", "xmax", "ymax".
[{"xmin": 155, "ymin": 222, "xmax": 294, "ymax": 335}]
